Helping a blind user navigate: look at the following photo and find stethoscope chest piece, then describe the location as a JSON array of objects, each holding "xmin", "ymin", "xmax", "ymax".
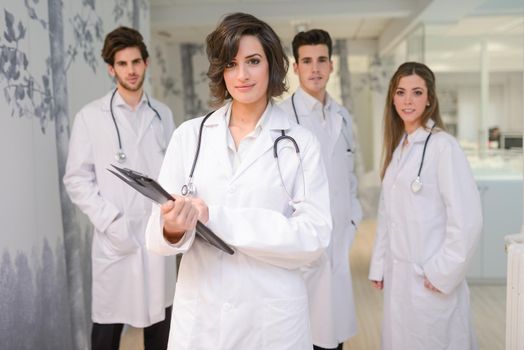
[
  {"xmin": 181, "ymin": 181, "xmax": 196, "ymax": 197},
  {"xmin": 411, "ymin": 176, "xmax": 422, "ymax": 193},
  {"xmin": 115, "ymin": 149, "xmax": 127, "ymax": 163}
]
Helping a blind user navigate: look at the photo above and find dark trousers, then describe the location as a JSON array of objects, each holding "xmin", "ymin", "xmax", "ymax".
[
  {"xmin": 313, "ymin": 343, "xmax": 343, "ymax": 350},
  {"xmin": 91, "ymin": 306, "xmax": 172, "ymax": 350}
]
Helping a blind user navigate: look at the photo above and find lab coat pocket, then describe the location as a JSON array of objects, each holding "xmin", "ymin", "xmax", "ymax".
[
  {"xmin": 102, "ymin": 216, "xmax": 140, "ymax": 257},
  {"xmin": 412, "ymin": 272, "xmax": 459, "ymax": 343},
  {"xmin": 262, "ymin": 296, "xmax": 310, "ymax": 349}
]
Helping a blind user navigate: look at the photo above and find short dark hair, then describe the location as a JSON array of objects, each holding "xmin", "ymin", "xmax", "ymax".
[
  {"xmin": 205, "ymin": 12, "xmax": 289, "ymax": 107},
  {"xmin": 292, "ymin": 29, "xmax": 333, "ymax": 62},
  {"xmin": 101, "ymin": 26, "xmax": 149, "ymax": 66}
]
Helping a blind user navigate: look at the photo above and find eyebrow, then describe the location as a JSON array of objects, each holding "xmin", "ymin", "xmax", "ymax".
[
  {"xmin": 244, "ymin": 53, "xmax": 262, "ymax": 59},
  {"xmin": 300, "ymin": 55, "xmax": 329, "ymax": 60},
  {"xmin": 396, "ymin": 87, "xmax": 424, "ymax": 90}
]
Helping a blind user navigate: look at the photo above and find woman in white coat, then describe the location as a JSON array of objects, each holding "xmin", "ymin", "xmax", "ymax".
[
  {"xmin": 146, "ymin": 13, "xmax": 332, "ymax": 350},
  {"xmin": 369, "ymin": 62, "xmax": 482, "ymax": 350}
]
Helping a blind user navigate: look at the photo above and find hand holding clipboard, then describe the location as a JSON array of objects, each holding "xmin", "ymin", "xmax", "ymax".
[{"xmin": 108, "ymin": 165, "xmax": 234, "ymax": 255}]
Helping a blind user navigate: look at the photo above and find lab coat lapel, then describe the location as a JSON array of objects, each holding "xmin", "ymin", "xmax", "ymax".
[
  {"xmin": 231, "ymin": 105, "xmax": 290, "ymax": 183},
  {"xmin": 137, "ymin": 106, "xmax": 157, "ymax": 145},
  {"xmin": 391, "ymin": 123, "xmax": 432, "ymax": 183},
  {"xmin": 202, "ymin": 107, "xmax": 234, "ymax": 180},
  {"xmin": 329, "ymin": 106, "xmax": 345, "ymax": 156}
]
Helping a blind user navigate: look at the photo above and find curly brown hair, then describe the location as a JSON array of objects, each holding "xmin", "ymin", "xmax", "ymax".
[{"xmin": 205, "ymin": 13, "xmax": 288, "ymax": 107}]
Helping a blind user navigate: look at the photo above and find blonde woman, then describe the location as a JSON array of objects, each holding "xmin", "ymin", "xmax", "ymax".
[{"xmin": 369, "ymin": 62, "xmax": 482, "ymax": 350}]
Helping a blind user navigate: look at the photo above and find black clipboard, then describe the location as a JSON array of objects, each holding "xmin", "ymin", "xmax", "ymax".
[{"xmin": 108, "ymin": 164, "xmax": 234, "ymax": 255}]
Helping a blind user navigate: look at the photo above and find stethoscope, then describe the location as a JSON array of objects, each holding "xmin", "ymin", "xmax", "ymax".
[
  {"xmin": 410, "ymin": 124, "xmax": 436, "ymax": 193},
  {"xmin": 110, "ymin": 88, "xmax": 163, "ymax": 163},
  {"xmin": 291, "ymin": 92, "xmax": 354, "ymax": 154},
  {"xmin": 181, "ymin": 107, "xmax": 305, "ymax": 203}
]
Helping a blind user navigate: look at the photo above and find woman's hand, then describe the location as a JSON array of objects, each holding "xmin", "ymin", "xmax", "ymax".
[
  {"xmin": 161, "ymin": 195, "xmax": 200, "ymax": 243},
  {"xmin": 423, "ymin": 277, "xmax": 442, "ymax": 293},
  {"xmin": 190, "ymin": 197, "xmax": 209, "ymax": 224},
  {"xmin": 371, "ymin": 280, "xmax": 384, "ymax": 290}
]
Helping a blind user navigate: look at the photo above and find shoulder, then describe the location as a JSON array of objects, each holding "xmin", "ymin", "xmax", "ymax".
[
  {"xmin": 278, "ymin": 95, "xmax": 293, "ymax": 111},
  {"xmin": 74, "ymin": 94, "xmax": 108, "ymax": 123},
  {"xmin": 173, "ymin": 115, "xmax": 204, "ymax": 136},
  {"xmin": 148, "ymin": 96, "xmax": 172, "ymax": 115},
  {"xmin": 430, "ymin": 130, "xmax": 461, "ymax": 149},
  {"xmin": 273, "ymin": 100, "xmax": 299, "ymax": 125},
  {"xmin": 429, "ymin": 130, "xmax": 467, "ymax": 159}
]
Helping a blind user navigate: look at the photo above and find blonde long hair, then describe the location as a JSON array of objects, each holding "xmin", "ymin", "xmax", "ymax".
[{"xmin": 380, "ymin": 62, "xmax": 445, "ymax": 180}]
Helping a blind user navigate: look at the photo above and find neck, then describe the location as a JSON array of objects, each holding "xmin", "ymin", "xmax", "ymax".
[
  {"xmin": 229, "ymin": 99, "xmax": 268, "ymax": 130},
  {"xmin": 404, "ymin": 121, "xmax": 421, "ymax": 135},
  {"xmin": 117, "ymin": 86, "xmax": 143, "ymax": 109}
]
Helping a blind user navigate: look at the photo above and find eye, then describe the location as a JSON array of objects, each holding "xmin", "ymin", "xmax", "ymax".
[
  {"xmin": 414, "ymin": 90, "xmax": 424, "ymax": 96},
  {"xmin": 301, "ymin": 58, "xmax": 311, "ymax": 64},
  {"xmin": 319, "ymin": 57, "xmax": 328, "ymax": 63},
  {"xmin": 395, "ymin": 90, "xmax": 404, "ymax": 96},
  {"xmin": 225, "ymin": 62, "xmax": 236, "ymax": 69},
  {"xmin": 248, "ymin": 58, "xmax": 260, "ymax": 65}
]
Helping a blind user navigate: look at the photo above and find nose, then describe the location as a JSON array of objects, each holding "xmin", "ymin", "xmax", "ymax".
[
  {"xmin": 237, "ymin": 63, "xmax": 249, "ymax": 81},
  {"xmin": 128, "ymin": 63, "xmax": 137, "ymax": 75}
]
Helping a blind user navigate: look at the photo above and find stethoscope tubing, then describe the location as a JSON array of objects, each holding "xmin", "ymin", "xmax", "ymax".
[
  {"xmin": 109, "ymin": 88, "xmax": 162, "ymax": 153},
  {"xmin": 416, "ymin": 124, "xmax": 436, "ymax": 178},
  {"xmin": 183, "ymin": 108, "xmax": 304, "ymax": 201}
]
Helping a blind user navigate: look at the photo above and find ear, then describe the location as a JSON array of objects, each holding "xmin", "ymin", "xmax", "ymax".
[
  {"xmin": 293, "ymin": 62, "xmax": 299, "ymax": 75},
  {"xmin": 329, "ymin": 59, "xmax": 334, "ymax": 73},
  {"xmin": 144, "ymin": 57, "xmax": 150, "ymax": 68},
  {"xmin": 107, "ymin": 64, "xmax": 115, "ymax": 77}
]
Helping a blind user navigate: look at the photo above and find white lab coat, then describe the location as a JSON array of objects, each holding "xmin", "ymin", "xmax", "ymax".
[
  {"xmin": 63, "ymin": 90, "xmax": 176, "ymax": 327},
  {"xmin": 280, "ymin": 88, "xmax": 362, "ymax": 347},
  {"xmin": 146, "ymin": 102, "xmax": 332, "ymax": 350},
  {"xmin": 369, "ymin": 120, "xmax": 482, "ymax": 350}
]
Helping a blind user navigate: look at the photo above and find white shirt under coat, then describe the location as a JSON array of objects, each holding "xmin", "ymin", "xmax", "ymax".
[
  {"xmin": 280, "ymin": 87, "xmax": 363, "ymax": 347},
  {"xmin": 146, "ymin": 102, "xmax": 332, "ymax": 350},
  {"xmin": 63, "ymin": 90, "xmax": 176, "ymax": 327},
  {"xmin": 369, "ymin": 120, "xmax": 482, "ymax": 350}
]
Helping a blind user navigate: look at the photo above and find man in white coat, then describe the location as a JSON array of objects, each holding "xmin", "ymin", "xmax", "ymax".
[
  {"xmin": 280, "ymin": 29, "xmax": 362, "ymax": 350},
  {"xmin": 63, "ymin": 27, "xmax": 175, "ymax": 350}
]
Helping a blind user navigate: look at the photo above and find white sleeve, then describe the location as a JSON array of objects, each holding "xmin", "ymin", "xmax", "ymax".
[
  {"xmin": 368, "ymin": 190, "xmax": 388, "ymax": 281},
  {"xmin": 63, "ymin": 112, "xmax": 120, "ymax": 232},
  {"xmin": 206, "ymin": 134, "xmax": 332, "ymax": 270},
  {"xmin": 423, "ymin": 140, "xmax": 482, "ymax": 294}
]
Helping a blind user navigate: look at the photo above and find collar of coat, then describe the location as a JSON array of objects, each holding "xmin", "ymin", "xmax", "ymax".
[
  {"xmin": 294, "ymin": 86, "xmax": 340, "ymax": 116},
  {"xmin": 407, "ymin": 118, "xmax": 437, "ymax": 144},
  {"xmin": 202, "ymin": 100, "xmax": 293, "ymax": 133},
  {"xmin": 100, "ymin": 89, "xmax": 154, "ymax": 112}
]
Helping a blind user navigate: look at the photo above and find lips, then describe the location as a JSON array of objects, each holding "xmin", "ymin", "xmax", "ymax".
[
  {"xmin": 235, "ymin": 83, "xmax": 255, "ymax": 91},
  {"xmin": 127, "ymin": 76, "xmax": 139, "ymax": 84}
]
